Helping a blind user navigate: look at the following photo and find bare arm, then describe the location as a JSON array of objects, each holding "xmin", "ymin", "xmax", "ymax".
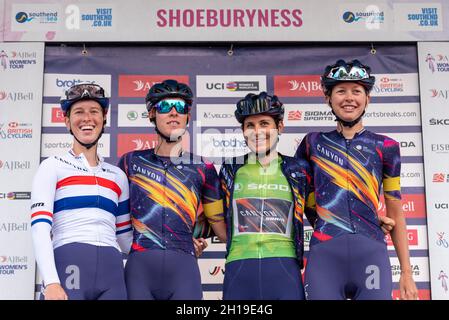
[
  {"xmin": 385, "ymin": 198, "xmax": 418, "ymax": 300},
  {"xmin": 210, "ymin": 220, "xmax": 227, "ymax": 243}
]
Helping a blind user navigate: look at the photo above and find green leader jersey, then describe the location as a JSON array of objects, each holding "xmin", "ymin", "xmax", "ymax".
[{"xmin": 226, "ymin": 157, "xmax": 296, "ymax": 263}]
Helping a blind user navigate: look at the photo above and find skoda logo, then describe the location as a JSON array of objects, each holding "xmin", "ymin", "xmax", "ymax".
[{"xmin": 127, "ymin": 111, "xmax": 138, "ymax": 121}]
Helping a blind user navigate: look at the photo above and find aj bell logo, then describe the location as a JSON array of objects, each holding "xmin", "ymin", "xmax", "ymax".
[
  {"xmin": 133, "ymin": 80, "xmax": 155, "ymax": 91},
  {"xmin": 430, "ymin": 89, "xmax": 449, "ymax": 99},
  {"xmin": 0, "ymin": 90, "xmax": 34, "ymax": 101},
  {"xmin": 209, "ymin": 266, "xmax": 225, "ymax": 276},
  {"xmin": 288, "ymin": 80, "xmax": 321, "ymax": 92},
  {"xmin": 132, "ymin": 139, "xmax": 157, "ymax": 150}
]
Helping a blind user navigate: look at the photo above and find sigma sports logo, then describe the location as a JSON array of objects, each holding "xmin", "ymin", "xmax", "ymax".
[
  {"xmin": 0, "ymin": 90, "xmax": 34, "ymax": 102},
  {"xmin": 433, "ymin": 173, "xmax": 449, "ymax": 183},
  {"xmin": 288, "ymin": 111, "xmax": 302, "ymax": 121},
  {"xmin": 429, "ymin": 118, "xmax": 449, "ymax": 126},
  {"xmin": 431, "ymin": 144, "xmax": 449, "ymax": 154},
  {"xmin": 206, "ymin": 81, "xmax": 259, "ymax": 92},
  {"xmin": 426, "ymin": 54, "xmax": 449, "ymax": 73},
  {"xmin": 430, "ymin": 89, "xmax": 449, "ymax": 99},
  {"xmin": 209, "ymin": 266, "xmax": 225, "ymax": 276},
  {"xmin": 274, "ymin": 75, "xmax": 322, "ymax": 97},
  {"xmin": 118, "ymin": 75, "xmax": 189, "ymax": 97}
]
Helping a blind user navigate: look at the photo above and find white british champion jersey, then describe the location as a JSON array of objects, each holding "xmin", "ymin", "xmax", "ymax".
[{"xmin": 31, "ymin": 150, "xmax": 132, "ymax": 285}]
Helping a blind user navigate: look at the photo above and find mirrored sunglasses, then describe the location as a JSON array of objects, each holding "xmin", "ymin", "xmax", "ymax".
[{"xmin": 155, "ymin": 99, "xmax": 189, "ymax": 114}]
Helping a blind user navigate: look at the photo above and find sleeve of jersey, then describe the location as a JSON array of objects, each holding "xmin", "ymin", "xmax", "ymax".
[
  {"xmin": 201, "ymin": 161, "xmax": 224, "ymax": 225},
  {"xmin": 382, "ymin": 137, "xmax": 402, "ymax": 201},
  {"xmin": 30, "ymin": 158, "xmax": 60, "ymax": 286},
  {"xmin": 303, "ymin": 160, "xmax": 318, "ymax": 228},
  {"xmin": 294, "ymin": 133, "xmax": 310, "ymax": 161},
  {"xmin": 115, "ymin": 169, "xmax": 132, "ymax": 254}
]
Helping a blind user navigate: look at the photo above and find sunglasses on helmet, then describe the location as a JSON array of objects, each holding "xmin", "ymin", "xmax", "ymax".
[
  {"xmin": 155, "ymin": 99, "xmax": 189, "ymax": 114},
  {"xmin": 65, "ymin": 83, "xmax": 106, "ymax": 100},
  {"xmin": 326, "ymin": 65, "xmax": 369, "ymax": 81}
]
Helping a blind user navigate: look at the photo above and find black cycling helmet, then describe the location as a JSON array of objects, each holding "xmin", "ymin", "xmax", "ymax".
[
  {"xmin": 321, "ymin": 59, "xmax": 376, "ymax": 96},
  {"xmin": 60, "ymin": 83, "xmax": 109, "ymax": 115},
  {"xmin": 145, "ymin": 79, "xmax": 193, "ymax": 111},
  {"xmin": 235, "ymin": 92, "xmax": 284, "ymax": 124}
]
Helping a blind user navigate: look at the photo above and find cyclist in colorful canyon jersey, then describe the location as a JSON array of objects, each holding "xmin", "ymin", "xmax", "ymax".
[
  {"xmin": 295, "ymin": 59, "xmax": 418, "ymax": 300},
  {"xmin": 119, "ymin": 80, "xmax": 227, "ymax": 300},
  {"xmin": 219, "ymin": 92, "xmax": 315, "ymax": 300},
  {"xmin": 31, "ymin": 83, "xmax": 132, "ymax": 300}
]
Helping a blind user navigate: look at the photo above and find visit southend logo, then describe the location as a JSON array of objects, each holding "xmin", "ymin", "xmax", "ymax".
[
  {"xmin": 81, "ymin": 8, "xmax": 113, "ymax": 28},
  {"xmin": 408, "ymin": 7, "xmax": 439, "ymax": 27}
]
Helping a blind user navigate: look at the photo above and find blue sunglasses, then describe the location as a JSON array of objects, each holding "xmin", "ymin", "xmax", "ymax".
[{"xmin": 155, "ymin": 99, "xmax": 189, "ymax": 114}]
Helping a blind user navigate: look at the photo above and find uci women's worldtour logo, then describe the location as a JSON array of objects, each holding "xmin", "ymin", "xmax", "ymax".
[
  {"xmin": 425, "ymin": 54, "xmax": 449, "ymax": 73},
  {"xmin": 0, "ymin": 49, "xmax": 37, "ymax": 71}
]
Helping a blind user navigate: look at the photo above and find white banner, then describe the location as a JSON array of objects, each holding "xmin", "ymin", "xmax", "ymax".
[
  {"xmin": 0, "ymin": 42, "xmax": 44, "ymax": 299},
  {"xmin": 418, "ymin": 42, "xmax": 449, "ymax": 300},
  {"xmin": 2, "ymin": 0, "xmax": 449, "ymax": 42}
]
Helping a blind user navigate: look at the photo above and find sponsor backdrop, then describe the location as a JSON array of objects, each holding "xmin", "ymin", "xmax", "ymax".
[
  {"xmin": 1, "ymin": 0, "xmax": 449, "ymax": 42},
  {"xmin": 0, "ymin": 42, "xmax": 44, "ymax": 299},
  {"xmin": 35, "ymin": 44, "xmax": 429, "ymax": 299},
  {"xmin": 418, "ymin": 42, "xmax": 449, "ymax": 300}
]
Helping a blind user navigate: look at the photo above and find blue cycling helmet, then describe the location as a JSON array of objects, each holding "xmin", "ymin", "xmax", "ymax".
[{"xmin": 60, "ymin": 83, "xmax": 109, "ymax": 115}]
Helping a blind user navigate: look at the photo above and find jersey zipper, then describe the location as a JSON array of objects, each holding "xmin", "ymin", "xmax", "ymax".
[{"xmin": 345, "ymin": 138, "xmax": 356, "ymax": 233}]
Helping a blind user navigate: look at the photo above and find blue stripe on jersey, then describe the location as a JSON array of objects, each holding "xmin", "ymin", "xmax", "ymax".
[
  {"xmin": 116, "ymin": 227, "xmax": 132, "ymax": 235},
  {"xmin": 31, "ymin": 219, "xmax": 52, "ymax": 227},
  {"xmin": 117, "ymin": 199, "xmax": 129, "ymax": 215},
  {"xmin": 54, "ymin": 195, "xmax": 118, "ymax": 216}
]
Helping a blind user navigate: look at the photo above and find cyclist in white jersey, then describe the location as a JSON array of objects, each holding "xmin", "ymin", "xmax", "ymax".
[{"xmin": 31, "ymin": 83, "xmax": 132, "ymax": 300}]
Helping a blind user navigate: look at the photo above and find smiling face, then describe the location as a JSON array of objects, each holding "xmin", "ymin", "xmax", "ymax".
[
  {"xmin": 150, "ymin": 98, "xmax": 189, "ymax": 139},
  {"xmin": 65, "ymin": 100, "xmax": 105, "ymax": 147},
  {"xmin": 242, "ymin": 114, "xmax": 283, "ymax": 155},
  {"xmin": 327, "ymin": 82, "xmax": 370, "ymax": 123}
]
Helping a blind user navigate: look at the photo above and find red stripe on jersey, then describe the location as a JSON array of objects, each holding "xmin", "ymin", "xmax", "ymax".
[
  {"xmin": 312, "ymin": 230, "xmax": 333, "ymax": 242},
  {"xmin": 56, "ymin": 176, "xmax": 122, "ymax": 197},
  {"xmin": 31, "ymin": 211, "xmax": 53, "ymax": 219},
  {"xmin": 116, "ymin": 221, "xmax": 131, "ymax": 228}
]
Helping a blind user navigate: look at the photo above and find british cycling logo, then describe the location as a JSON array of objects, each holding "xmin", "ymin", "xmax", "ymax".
[
  {"xmin": 0, "ymin": 122, "xmax": 33, "ymax": 140},
  {"xmin": 425, "ymin": 54, "xmax": 449, "ymax": 73},
  {"xmin": 15, "ymin": 10, "xmax": 58, "ymax": 24},
  {"xmin": 438, "ymin": 270, "xmax": 448, "ymax": 293}
]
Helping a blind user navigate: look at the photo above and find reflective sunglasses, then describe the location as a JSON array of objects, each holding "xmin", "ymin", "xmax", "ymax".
[
  {"xmin": 65, "ymin": 83, "xmax": 106, "ymax": 100},
  {"xmin": 155, "ymin": 99, "xmax": 189, "ymax": 114},
  {"xmin": 326, "ymin": 65, "xmax": 369, "ymax": 81}
]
